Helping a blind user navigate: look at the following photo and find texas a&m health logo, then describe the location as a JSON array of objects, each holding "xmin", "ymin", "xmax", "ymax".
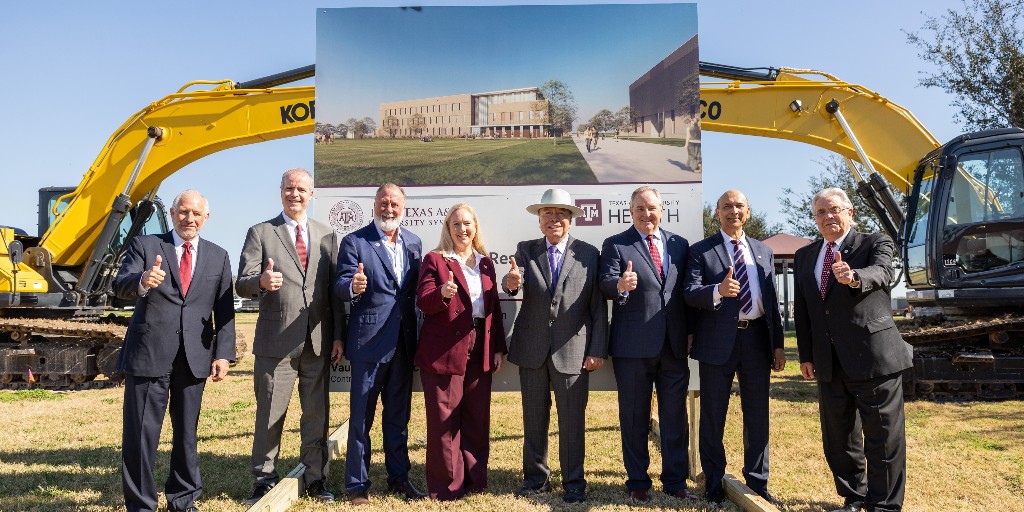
[{"xmin": 574, "ymin": 199, "xmax": 602, "ymax": 226}]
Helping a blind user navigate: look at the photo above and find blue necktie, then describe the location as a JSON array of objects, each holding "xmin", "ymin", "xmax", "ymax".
[{"xmin": 549, "ymin": 245, "xmax": 560, "ymax": 285}]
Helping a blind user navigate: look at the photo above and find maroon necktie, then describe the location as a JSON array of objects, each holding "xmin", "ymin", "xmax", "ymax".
[
  {"xmin": 295, "ymin": 225, "xmax": 308, "ymax": 271},
  {"xmin": 731, "ymin": 240, "xmax": 753, "ymax": 314},
  {"xmin": 180, "ymin": 241, "xmax": 192, "ymax": 297},
  {"xmin": 819, "ymin": 242, "xmax": 835, "ymax": 299},
  {"xmin": 646, "ymin": 234, "xmax": 664, "ymax": 281}
]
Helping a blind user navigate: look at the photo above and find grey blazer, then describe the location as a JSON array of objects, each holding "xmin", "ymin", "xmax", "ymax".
[
  {"xmin": 236, "ymin": 215, "xmax": 345, "ymax": 358},
  {"xmin": 504, "ymin": 236, "xmax": 608, "ymax": 375}
]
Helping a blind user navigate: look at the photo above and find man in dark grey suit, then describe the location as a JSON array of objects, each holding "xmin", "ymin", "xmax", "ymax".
[
  {"xmin": 502, "ymin": 188, "xmax": 608, "ymax": 504},
  {"xmin": 795, "ymin": 188, "xmax": 912, "ymax": 512},
  {"xmin": 684, "ymin": 189, "xmax": 785, "ymax": 507},
  {"xmin": 113, "ymin": 189, "xmax": 236, "ymax": 512},
  {"xmin": 599, "ymin": 185, "xmax": 694, "ymax": 504},
  {"xmin": 236, "ymin": 169, "xmax": 345, "ymax": 505}
]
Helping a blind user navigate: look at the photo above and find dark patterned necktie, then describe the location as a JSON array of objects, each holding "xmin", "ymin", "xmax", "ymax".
[
  {"xmin": 295, "ymin": 225, "xmax": 307, "ymax": 271},
  {"xmin": 646, "ymin": 234, "xmax": 664, "ymax": 281},
  {"xmin": 819, "ymin": 242, "xmax": 835, "ymax": 299},
  {"xmin": 731, "ymin": 240, "xmax": 753, "ymax": 314},
  {"xmin": 180, "ymin": 241, "xmax": 192, "ymax": 296}
]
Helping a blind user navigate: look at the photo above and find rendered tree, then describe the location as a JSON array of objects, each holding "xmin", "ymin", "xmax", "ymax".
[
  {"xmin": 615, "ymin": 106, "xmax": 638, "ymax": 133},
  {"xmin": 409, "ymin": 112, "xmax": 426, "ymax": 137},
  {"xmin": 588, "ymin": 109, "xmax": 616, "ymax": 132},
  {"xmin": 383, "ymin": 116, "xmax": 400, "ymax": 138},
  {"xmin": 538, "ymin": 79, "xmax": 578, "ymax": 137},
  {"xmin": 906, "ymin": 0, "xmax": 1024, "ymax": 130}
]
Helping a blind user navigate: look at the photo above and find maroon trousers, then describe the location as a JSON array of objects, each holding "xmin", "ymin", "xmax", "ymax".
[{"xmin": 419, "ymin": 326, "xmax": 493, "ymax": 501}]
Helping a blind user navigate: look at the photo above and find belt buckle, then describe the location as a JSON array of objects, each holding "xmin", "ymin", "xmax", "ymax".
[{"xmin": 737, "ymin": 319, "xmax": 750, "ymax": 329}]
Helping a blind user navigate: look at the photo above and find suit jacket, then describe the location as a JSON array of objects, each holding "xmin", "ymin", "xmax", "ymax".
[
  {"xmin": 684, "ymin": 233, "xmax": 784, "ymax": 365},
  {"xmin": 416, "ymin": 251, "xmax": 507, "ymax": 375},
  {"xmin": 236, "ymin": 214, "xmax": 345, "ymax": 358},
  {"xmin": 112, "ymin": 232, "xmax": 236, "ymax": 378},
  {"xmin": 503, "ymin": 236, "xmax": 608, "ymax": 374},
  {"xmin": 598, "ymin": 227, "xmax": 690, "ymax": 359},
  {"xmin": 333, "ymin": 222, "xmax": 422, "ymax": 363},
  {"xmin": 794, "ymin": 230, "xmax": 913, "ymax": 381}
]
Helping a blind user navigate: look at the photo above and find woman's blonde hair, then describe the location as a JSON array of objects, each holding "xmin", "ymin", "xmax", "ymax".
[{"xmin": 433, "ymin": 203, "xmax": 487, "ymax": 255}]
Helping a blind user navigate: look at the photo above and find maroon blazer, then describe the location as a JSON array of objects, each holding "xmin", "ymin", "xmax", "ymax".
[{"xmin": 415, "ymin": 251, "xmax": 507, "ymax": 375}]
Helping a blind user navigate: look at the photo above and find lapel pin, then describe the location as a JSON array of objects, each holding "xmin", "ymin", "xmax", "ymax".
[{"xmin": 374, "ymin": 242, "xmax": 380, "ymax": 247}]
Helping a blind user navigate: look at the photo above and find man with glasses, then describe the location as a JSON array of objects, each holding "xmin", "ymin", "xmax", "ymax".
[{"xmin": 794, "ymin": 188, "xmax": 912, "ymax": 512}]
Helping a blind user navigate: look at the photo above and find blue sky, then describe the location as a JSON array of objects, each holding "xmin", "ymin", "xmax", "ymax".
[
  {"xmin": 0, "ymin": 1, "xmax": 963, "ymax": 265},
  {"xmin": 316, "ymin": 4, "xmax": 697, "ymax": 125}
]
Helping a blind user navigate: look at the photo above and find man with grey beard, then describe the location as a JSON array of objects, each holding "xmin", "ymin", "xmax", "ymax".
[{"xmin": 333, "ymin": 183, "xmax": 425, "ymax": 505}]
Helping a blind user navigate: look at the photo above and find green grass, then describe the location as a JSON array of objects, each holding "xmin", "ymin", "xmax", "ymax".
[
  {"xmin": 314, "ymin": 138, "xmax": 596, "ymax": 185},
  {"xmin": 0, "ymin": 389, "xmax": 66, "ymax": 403},
  {"xmin": 623, "ymin": 137, "xmax": 688, "ymax": 147}
]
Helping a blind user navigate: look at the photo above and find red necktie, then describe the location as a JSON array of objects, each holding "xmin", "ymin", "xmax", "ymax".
[
  {"xmin": 646, "ymin": 234, "xmax": 664, "ymax": 281},
  {"xmin": 295, "ymin": 225, "xmax": 308, "ymax": 271},
  {"xmin": 731, "ymin": 240, "xmax": 753, "ymax": 314},
  {"xmin": 180, "ymin": 241, "xmax": 192, "ymax": 297},
  {"xmin": 819, "ymin": 242, "xmax": 835, "ymax": 299}
]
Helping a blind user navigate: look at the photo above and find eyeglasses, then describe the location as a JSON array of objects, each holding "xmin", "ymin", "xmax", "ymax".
[{"xmin": 814, "ymin": 206, "xmax": 850, "ymax": 218}]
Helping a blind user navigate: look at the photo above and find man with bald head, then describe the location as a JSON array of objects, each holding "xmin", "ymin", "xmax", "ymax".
[
  {"xmin": 684, "ymin": 189, "xmax": 785, "ymax": 507},
  {"xmin": 114, "ymin": 189, "xmax": 236, "ymax": 512}
]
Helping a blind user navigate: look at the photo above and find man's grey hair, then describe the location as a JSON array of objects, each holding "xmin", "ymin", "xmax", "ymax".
[
  {"xmin": 280, "ymin": 168, "xmax": 313, "ymax": 189},
  {"xmin": 812, "ymin": 187, "xmax": 854, "ymax": 210},
  {"xmin": 171, "ymin": 189, "xmax": 209, "ymax": 213},
  {"xmin": 376, "ymin": 183, "xmax": 406, "ymax": 199},
  {"xmin": 630, "ymin": 185, "xmax": 661, "ymax": 205}
]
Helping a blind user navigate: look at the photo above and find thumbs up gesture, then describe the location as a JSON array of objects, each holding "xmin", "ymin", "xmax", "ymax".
[
  {"xmin": 617, "ymin": 260, "xmax": 638, "ymax": 294},
  {"xmin": 831, "ymin": 250, "xmax": 855, "ymax": 285},
  {"xmin": 142, "ymin": 255, "xmax": 165, "ymax": 289},
  {"xmin": 259, "ymin": 258, "xmax": 284, "ymax": 291},
  {"xmin": 505, "ymin": 256, "xmax": 522, "ymax": 292},
  {"xmin": 442, "ymin": 271, "xmax": 458, "ymax": 299},
  {"xmin": 352, "ymin": 262, "xmax": 367, "ymax": 295},
  {"xmin": 718, "ymin": 266, "xmax": 740, "ymax": 297}
]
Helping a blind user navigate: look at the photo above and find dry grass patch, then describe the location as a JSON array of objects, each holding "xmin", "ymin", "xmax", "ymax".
[{"xmin": 1, "ymin": 324, "xmax": 1023, "ymax": 511}]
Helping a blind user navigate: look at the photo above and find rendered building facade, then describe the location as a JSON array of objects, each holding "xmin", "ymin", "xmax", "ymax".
[
  {"xmin": 380, "ymin": 87, "xmax": 550, "ymax": 138},
  {"xmin": 629, "ymin": 35, "xmax": 700, "ymax": 138}
]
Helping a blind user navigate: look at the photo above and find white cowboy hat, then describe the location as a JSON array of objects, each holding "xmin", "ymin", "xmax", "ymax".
[{"xmin": 526, "ymin": 188, "xmax": 585, "ymax": 217}]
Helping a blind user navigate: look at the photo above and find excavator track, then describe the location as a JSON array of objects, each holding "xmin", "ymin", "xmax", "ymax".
[
  {"xmin": 900, "ymin": 314, "xmax": 1024, "ymax": 401},
  {"xmin": 0, "ymin": 317, "xmax": 246, "ymax": 392}
]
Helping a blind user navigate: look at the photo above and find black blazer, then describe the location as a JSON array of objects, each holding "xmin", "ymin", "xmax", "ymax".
[
  {"xmin": 113, "ymin": 232, "xmax": 236, "ymax": 378},
  {"xmin": 793, "ymin": 230, "xmax": 912, "ymax": 381}
]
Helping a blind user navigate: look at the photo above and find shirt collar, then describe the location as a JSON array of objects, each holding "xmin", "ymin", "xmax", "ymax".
[
  {"xmin": 720, "ymin": 229, "xmax": 747, "ymax": 245},
  {"xmin": 170, "ymin": 230, "xmax": 199, "ymax": 249},
  {"xmin": 825, "ymin": 228, "xmax": 851, "ymax": 250},
  {"xmin": 446, "ymin": 249, "xmax": 483, "ymax": 268},
  {"xmin": 545, "ymin": 236, "xmax": 569, "ymax": 253},
  {"xmin": 374, "ymin": 222, "xmax": 403, "ymax": 244},
  {"xmin": 634, "ymin": 226, "xmax": 662, "ymax": 241},
  {"xmin": 281, "ymin": 212, "xmax": 307, "ymax": 232}
]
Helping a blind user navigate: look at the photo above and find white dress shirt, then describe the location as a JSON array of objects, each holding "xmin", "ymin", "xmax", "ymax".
[
  {"xmin": 815, "ymin": 228, "xmax": 851, "ymax": 290},
  {"xmin": 712, "ymin": 230, "xmax": 764, "ymax": 319},
  {"xmin": 448, "ymin": 250, "xmax": 485, "ymax": 319},
  {"xmin": 139, "ymin": 231, "xmax": 198, "ymax": 296},
  {"xmin": 281, "ymin": 212, "xmax": 309, "ymax": 268}
]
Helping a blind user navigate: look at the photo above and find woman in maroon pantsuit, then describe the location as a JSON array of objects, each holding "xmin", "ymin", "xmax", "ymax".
[{"xmin": 415, "ymin": 203, "xmax": 507, "ymax": 501}]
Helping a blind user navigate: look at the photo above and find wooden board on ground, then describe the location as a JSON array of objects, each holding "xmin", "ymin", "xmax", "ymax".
[{"xmin": 246, "ymin": 420, "xmax": 349, "ymax": 512}]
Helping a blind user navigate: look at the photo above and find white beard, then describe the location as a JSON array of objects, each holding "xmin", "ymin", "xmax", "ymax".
[{"xmin": 375, "ymin": 216, "xmax": 402, "ymax": 233}]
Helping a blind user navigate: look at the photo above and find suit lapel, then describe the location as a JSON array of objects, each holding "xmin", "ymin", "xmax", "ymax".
[
  {"xmin": 630, "ymin": 229, "xmax": 660, "ymax": 283},
  {"xmin": 273, "ymin": 215, "xmax": 303, "ymax": 276},
  {"xmin": 825, "ymin": 230, "xmax": 860, "ymax": 298},
  {"xmin": 800, "ymin": 239, "xmax": 824, "ymax": 296},
  {"xmin": 533, "ymin": 239, "xmax": 553, "ymax": 291},
  {"xmin": 366, "ymin": 226, "xmax": 398, "ymax": 283},
  {"xmin": 188, "ymin": 238, "xmax": 209, "ymax": 299},
  {"xmin": 553, "ymin": 237, "xmax": 578, "ymax": 295},
  {"xmin": 751, "ymin": 240, "xmax": 769, "ymax": 287},
  {"xmin": 445, "ymin": 256, "xmax": 469, "ymax": 299},
  {"xmin": 160, "ymin": 233, "xmax": 183, "ymax": 297},
  {"xmin": 711, "ymin": 232, "xmax": 730, "ymax": 273}
]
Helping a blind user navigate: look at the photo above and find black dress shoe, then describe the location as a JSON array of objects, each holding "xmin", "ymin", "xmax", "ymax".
[
  {"xmin": 629, "ymin": 488, "xmax": 651, "ymax": 504},
  {"xmin": 563, "ymin": 488, "xmax": 586, "ymax": 503},
  {"xmin": 388, "ymin": 479, "xmax": 427, "ymax": 500},
  {"xmin": 829, "ymin": 503, "xmax": 863, "ymax": 512},
  {"xmin": 168, "ymin": 506, "xmax": 200, "ymax": 512},
  {"xmin": 304, "ymin": 479, "xmax": 335, "ymax": 503},
  {"xmin": 666, "ymin": 488, "xmax": 698, "ymax": 501},
  {"xmin": 515, "ymin": 479, "xmax": 552, "ymax": 498},
  {"xmin": 245, "ymin": 483, "xmax": 274, "ymax": 506},
  {"xmin": 706, "ymin": 490, "xmax": 726, "ymax": 505},
  {"xmin": 757, "ymin": 490, "xmax": 783, "ymax": 508}
]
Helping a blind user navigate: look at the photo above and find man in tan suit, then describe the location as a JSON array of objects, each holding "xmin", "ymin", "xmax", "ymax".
[{"xmin": 236, "ymin": 168, "xmax": 345, "ymax": 505}]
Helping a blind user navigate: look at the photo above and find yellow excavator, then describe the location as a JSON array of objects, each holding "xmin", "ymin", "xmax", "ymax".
[{"xmin": 1, "ymin": 64, "xmax": 1022, "ymax": 398}]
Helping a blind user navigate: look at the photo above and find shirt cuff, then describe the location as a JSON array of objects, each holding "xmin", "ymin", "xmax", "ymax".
[{"xmin": 138, "ymin": 276, "xmax": 149, "ymax": 297}]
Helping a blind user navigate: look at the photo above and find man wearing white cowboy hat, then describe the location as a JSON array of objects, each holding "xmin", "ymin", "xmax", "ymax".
[{"xmin": 502, "ymin": 188, "xmax": 608, "ymax": 504}]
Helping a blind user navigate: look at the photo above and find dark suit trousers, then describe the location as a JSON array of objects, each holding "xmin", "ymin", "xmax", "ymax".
[
  {"xmin": 122, "ymin": 347, "xmax": 206, "ymax": 512},
  {"xmin": 345, "ymin": 339, "xmax": 413, "ymax": 493},
  {"xmin": 612, "ymin": 342, "xmax": 690, "ymax": 492},
  {"xmin": 420, "ymin": 327, "xmax": 493, "ymax": 501},
  {"xmin": 699, "ymin": 319, "xmax": 772, "ymax": 499},
  {"xmin": 819, "ymin": 350, "xmax": 906, "ymax": 512},
  {"xmin": 519, "ymin": 357, "xmax": 589, "ymax": 491},
  {"xmin": 251, "ymin": 339, "xmax": 330, "ymax": 487}
]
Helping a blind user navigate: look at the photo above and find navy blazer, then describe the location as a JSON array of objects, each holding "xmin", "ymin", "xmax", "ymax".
[
  {"xmin": 333, "ymin": 222, "xmax": 422, "ymax": 364},
  {"xmin": 599, "ymin": 227, "xmax": 690, "ymax": 359},
  {"xmin": 794, "ymin": 230, "xmax": 912, "ymax": 381},
  {"xmin": 684, "ymin": 232, "xmax": 784, "ymax": 365},
  {"xmin": 112, "ymin": 232, "xmax": 236, "ymax": 378}
]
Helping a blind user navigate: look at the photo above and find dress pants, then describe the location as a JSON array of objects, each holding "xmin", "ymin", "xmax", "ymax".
[
  {"xmin": 345, "ymin": 339, "xmax": 413, "ymax": 493},
  {"xmin": 519, "ymin": 357, "xmax": 589, "ymax": 492},
  {"xmin": 122, "ymin": 347, "xmax": 206, "ymax": 512},
  {"xmin": 420, "ymin": 323, "xmax": 492, "ymax": 501},
  {"xmin": 251, "ymin": 339, "xmax": 330, "ymax": 487},
  {"xmin": 819, "ymin": 349, "xmax": 906, "ymax": 512},
  {"xmin": 699, "ymin": 318, "xmax": 771, "ymax": 500},
  {"xmin": 612, "ymin": 341, "xmax": 690, "ymax": 493}
]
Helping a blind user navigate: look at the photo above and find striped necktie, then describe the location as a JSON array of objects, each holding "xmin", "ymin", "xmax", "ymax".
[{"xmin": 730, "ymin": 240, "xmax": 752, "ymax": 314}]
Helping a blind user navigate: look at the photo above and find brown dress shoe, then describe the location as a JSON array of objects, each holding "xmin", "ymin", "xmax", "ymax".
[
  {"xmin": 666, "ymin": 488, "xmax": 697, "ymax": 500},
  {"xmin": 629, "ymin": 489, "xmax": 651, "ymax": 504},
  {"xmin": 349, "ymin": 490, "xmax": 370, "ymax": 506}
]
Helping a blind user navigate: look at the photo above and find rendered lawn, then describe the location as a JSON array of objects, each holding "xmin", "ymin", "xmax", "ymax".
[
  {"xmin": 1, "ymin": 318, "xmax": 1022, "ymax": 511},
  {"xmin": 314, "ymin": 138, "xmax": 597, "ymax": 186}
]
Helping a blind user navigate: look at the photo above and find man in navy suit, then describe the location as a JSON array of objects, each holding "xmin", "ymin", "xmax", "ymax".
[
  {"xmin": 599, "ymin": 185, "xmax": 694, "ymax": 504},
  {"xmin": 113, "ymin": 189, "xmax": 236, "ymax": 512},
  {"xmin": 333, "ymin": 183, "xmax": 426, "ymax": 505},
  {"xmin": 684, "ymin": 189, "xmax": 785, "ymax": 507}
]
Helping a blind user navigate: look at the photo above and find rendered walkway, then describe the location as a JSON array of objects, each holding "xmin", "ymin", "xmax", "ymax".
[{"xmin": 573, "ymin": 136, "xmax": 702, "ymax": 183}]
